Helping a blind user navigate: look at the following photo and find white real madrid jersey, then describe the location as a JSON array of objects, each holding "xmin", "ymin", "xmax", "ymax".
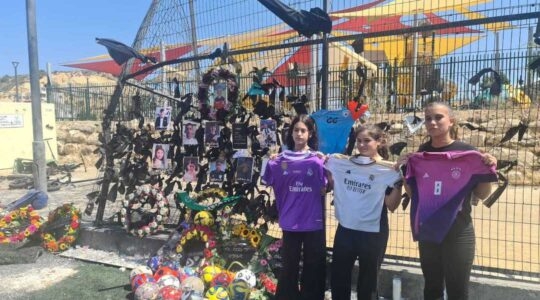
[{"xmin": 326, "ymin": 155, "xmax": 400, "ymax": 232}]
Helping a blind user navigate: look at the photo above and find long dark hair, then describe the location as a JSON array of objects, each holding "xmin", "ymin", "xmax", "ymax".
[
  {"xmin": 285, "ymin": 114, "xmax": 319, "ymax": 151},
  {"xmin": 355, "ymin": 125, "xmax": 390, "ymax": 160},
  {"xmin": 153, "ymin": 145, "xmax": 166, "ymax": 162}
]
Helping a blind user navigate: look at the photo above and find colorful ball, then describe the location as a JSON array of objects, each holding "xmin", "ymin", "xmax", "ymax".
[
  {"xmin": 211, "ymin": 272, "xmax": 233, "ymax": 287},
  {"xmin": 180, "ymin": 276, "xmax": 205, "ymax": 294},
  {"xmin": 182, "ymin": 266, "xmax": 198, "ymax": 277},
  {"xmin": 158, "ymin": 286, "xmax": 182, "ymax": 300},
  {"xmin": 157, "ymin": 275, "xmax": 181, "ymax": 289},
  {"xmin": 161, "ymin": 260, "xmax": 180, "ymax": 270},
  {"xmin": 193, "ymin": 211, "xmax": 214, "ymax": 226},
  {"xmin": 234, "ymin": 269, "xmax": 256, "ymax": 288},
  {"xmin": 205, "ymin": 285, "xmax": 230, "ymax": 300},
  {"xmin": 154, "ymin": 266, "xmax": 180, "ymax": 281},
  {"xmin": 134, "ymin": 281, "xmax": 160, "ymax": 300},
  {"xmin": 227, "ymin": 279, "xmax": 250, "ymax": 300},
  {"xmin": 130, "ymin": 265, "xmax": 154, "ymax": 281},
  {"xmin": 181, "ymin": 290, "xmax": 204, "ymax": 300},
  {"xmin": 132, "ymin": 273, "xmax": 156, "ymax": 291},
  {"xmin": 147, "ymin": 256, "xmax": 162, "ymax": 272},
  {"xmin": 202, "ymin": 265, "xmax": 222, "ymax": 284}
]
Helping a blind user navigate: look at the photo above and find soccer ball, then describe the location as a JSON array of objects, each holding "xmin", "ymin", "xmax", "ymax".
[
  {"xmin": 147, "ymin": 255, "xmax": 162, "ymax": 272},
  {"xmin": 161, "ymin": 260, "xmax": 180, "ymax": 270},
  {"xmin": 202, "ymin": 265, "xmax": 222, "ymax": 284},
  {"xmin": 158, "ymin": 285, "xmax": 182, "ymax": 300},
  {"xmin": 234, "ymin": 269, "xmax": 256, "ymax": 288},
  {"xmin": 193, "ymin": 211, "xmax": 214, "ymax": 226},
  {"xmin": 130, "ymin": 265, "xmax": 153, "ymax": 281},
  {"xmin": 180, "ymin": 276, "xmax": 205, "ymax": 294},
  {"xmin": 227, "ymin": 279, "xmax": 251, "ymax": 300},
  {"xmin": 134, "ymin": 281, "xmax": 160, "ymax": 300},
  {"xmin": 154, "ymin": 266, "xmax": 180, "ymax": 281},
  {"xmin": 205, "ymin": 285, "xmax": 230, "ymax": 300},
  {"xmin": 132, "ymin": 273, "xmax": 156, "ymax": 291},
  {"xmin": 157, "ymin": 275, "xmax": 181, "ymax": 289},
  {"xmin": 181, "ymin": 290, "xmax": 204, "ymax": 300},
  {"xmin": 211, "ymin": 271, "xmax": 234, "ymax": 287}
]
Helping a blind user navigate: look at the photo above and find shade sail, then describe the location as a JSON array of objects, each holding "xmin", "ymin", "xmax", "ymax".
[
  {"xmin": 63, "ymin": 44, "xmax": 192, "ymax": 79},
  {"xmin": 331, "ymin": 0, "xmax": 490, "ymax": 18}
]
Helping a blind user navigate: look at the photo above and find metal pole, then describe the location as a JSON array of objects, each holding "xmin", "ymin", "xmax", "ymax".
[
  {"xmin": 12, "ymin": 62, "xmax": 20, "ymax": 102},
  {"xmin": 320, "ymin": 0, "xmax": 329, "ymax": 110},
  {"xmin": 411, "ymin": 14, "xmax": 419, "ymax": 110},
  {"xmin": 26, "ymin": 0, "xmax": 48, "ymax": 194},
  {"xmin": 188, "ymin": 0, "xmax": 201, "ymax": 83},
  {"xmin": 526, "ymin": 26, "xmax": 533, "ymax": 88}
]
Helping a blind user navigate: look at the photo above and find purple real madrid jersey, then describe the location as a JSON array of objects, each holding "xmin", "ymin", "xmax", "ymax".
[
  {"xmin": 262, "ymin": 151, "xmax": 327, "ymax": 231},
  {"xmin": 406, "ymin": 151, "xmax": 497, "ymax": 243}
]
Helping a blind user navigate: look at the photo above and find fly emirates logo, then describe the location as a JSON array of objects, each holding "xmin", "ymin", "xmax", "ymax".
[
  {"xmin": 344, "ymin": 178, "xmax": 371, "ymax": 194},
  {"xmin": 289, "ymin": 181, "xmax": 313, "ymax": 192}
]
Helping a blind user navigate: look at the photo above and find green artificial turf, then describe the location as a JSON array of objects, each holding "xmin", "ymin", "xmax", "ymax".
[{"xmin": 23, "ymin": 262, "xmax": 131, "ymax": 300}]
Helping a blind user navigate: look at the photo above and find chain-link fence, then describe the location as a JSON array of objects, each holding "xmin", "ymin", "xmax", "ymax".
[{"xmin": 50, "ymin": 0, "xmax": 540, "ymax": 283}]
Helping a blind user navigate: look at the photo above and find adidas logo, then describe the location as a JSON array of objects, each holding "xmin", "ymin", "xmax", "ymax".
[{"xmin": 423, "ymin": 172, "xmax": 430, "ymax": 178}]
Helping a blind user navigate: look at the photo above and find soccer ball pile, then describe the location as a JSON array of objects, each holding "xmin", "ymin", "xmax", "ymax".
[{"xmin": 129, "ymin": 257, "xmax": 261, "ymax": 300}]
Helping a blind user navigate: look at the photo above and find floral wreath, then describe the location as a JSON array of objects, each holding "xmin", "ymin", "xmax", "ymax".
[
  {"xmin": 120, "ymin": 184, "xmax": 170, "ymax": 238},
  {"xmin": 175, "ymin": 225, "xmax": 217, "ymax": 260},
  {"xmin": 41, "ymin": 203, "xmax": 81, "ymax": 252},
  {"xmin": 0, "ymin": 205, "xmax": 42, "ymax": 244}
]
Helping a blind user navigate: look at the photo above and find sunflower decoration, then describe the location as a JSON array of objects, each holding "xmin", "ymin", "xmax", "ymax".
[
  {"xmin": 231, "ymin": 223, "xmax": 262, "ymax": 248},
  {"xmin": 120, "ymin": 184, "xmax": 170, "ymax": 238},
  {"xmin": 40, "ymin": 203, "xmax": 81, "ymax": 252},
  {"xmin": 0, "ymin": 205, "xmax": 42, "ymax": 244}
]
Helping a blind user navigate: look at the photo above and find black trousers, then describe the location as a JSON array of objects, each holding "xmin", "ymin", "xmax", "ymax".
[
  {"xmin": 419, "ymin": 221, "xmax": 475, "ymax": 300},
  {"xmin": 275, "ymin": 229, "xmax": 326, "ymax": 300},
  {"xmin": 331, "ymin": 224, "xmax": 388, "ymax": 300}
]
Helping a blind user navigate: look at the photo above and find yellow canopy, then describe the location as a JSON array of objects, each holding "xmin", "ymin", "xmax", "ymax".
[
  {"xmin": 330, "ymin": 0, "xmax": 511, "ymax": 31},
  {"xmin": 364, "ymin": 35, "xmax": 482, "ymax": 61},
  {"xmin": 331, "ymin": 0, "xmax": 490, "ymax": 17}
]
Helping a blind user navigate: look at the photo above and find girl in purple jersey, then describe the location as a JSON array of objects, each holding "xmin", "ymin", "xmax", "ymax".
[
  {"xmin": 264, "ymin": 114, "xmax": 327, "ymax": 300},
  {"xmin": 397, "ymin": 102, "xmax": 497, "ymax": 300},
  {"xmin": 328, "ymin": 125, "xmax": 403, "ymax": 300}
]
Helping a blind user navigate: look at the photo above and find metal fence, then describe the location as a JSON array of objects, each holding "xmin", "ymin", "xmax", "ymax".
[{"xmin": 50, "ymin": 0, "xmax": 540, "ymax": 283}]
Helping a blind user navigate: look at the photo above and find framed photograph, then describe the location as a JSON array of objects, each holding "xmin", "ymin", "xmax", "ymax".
[
  {"xmin": 152, "ymin": 143, "xmax": 169, "ymax": 169},
  {"xmin": 182, "ymin": 121, "xmax": 200, "ymax": 146},
  {"xmin": 260, "ymin": 119, "xmax": 277, "ymax": 148},
  {"xmin": 209, "ymin": 159, "xmax": 227, "ymax": 182},
  {"xmin": 232, "ymin": 123, "xmax": 248, "ymax": 149},
  {"xmin": 213, "ymin": 82, "xmax": 227, "ymax": 110},
  {"xmin": 235, "ymin": 157, "xmax": 253, "ymax": 183},
  {"xmin": 205, "ymin": 121, "xmax": 220, "ymax": 147},
  {"xmin": 154, "ymin": 106, "xmax": 172, "ymax": 130},
  {"xmin": 182, "ymin": 156, "xmax": 199, "ymax": 182}
]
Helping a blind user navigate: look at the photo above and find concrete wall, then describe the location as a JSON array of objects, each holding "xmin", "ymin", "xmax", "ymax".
[{"xmin": 0, "ymin": 102, "xmax": 57, "ymax": 170}]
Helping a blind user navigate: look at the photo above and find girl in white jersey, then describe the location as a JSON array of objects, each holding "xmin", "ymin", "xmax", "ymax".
[{"xmin": 326, "ymin": 125, "xmax": 403, "ymax": 300}]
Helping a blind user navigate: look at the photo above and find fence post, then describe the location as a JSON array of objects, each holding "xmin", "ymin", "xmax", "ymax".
[
  {"xmin": 69, "ymin": 83, "xmax": 74, "ymax": 121},
  {"xmin": 85, "ymin": 78, "xmax": 91, "ymax": 120}
]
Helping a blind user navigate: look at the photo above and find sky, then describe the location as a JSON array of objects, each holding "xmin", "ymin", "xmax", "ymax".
[
  {"xmin": 0, "ymin": 0, "xmax": 151, "ymax": 77},
  {"xmin": 0, "ymin": 0, "xmax": 532, "ymax": 80}
]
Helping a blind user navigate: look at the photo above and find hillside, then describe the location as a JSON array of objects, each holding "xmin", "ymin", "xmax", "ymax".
[{"xmin": 0, "ymin": 71, "xmax": 116, "ymax": 102}]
